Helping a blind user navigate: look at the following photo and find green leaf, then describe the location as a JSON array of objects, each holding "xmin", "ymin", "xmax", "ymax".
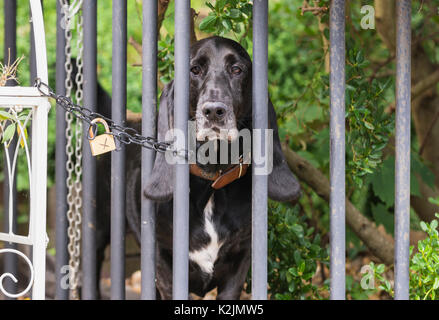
[
  {"xmin": 371, "ymin": 203, "xmax": 394, "ymax": 234},
  {"xmin": 431, "ymin": 219, "xmax": 438, "ymax": 231},
  {"xmin": 364, "ymin": 121, "xmax": 374, "ymax": 130},
  {"xmin": 412, "ymin": 154, "xmax": 436, "ymax": 190},
  {"xmin": 288, "ymin": 281, "xmax": 295, "ymax": 293},
  {"xmin": 199, "ymin": 15, "xmax": 217, "ymax": 31},
  {"xmin": 288, "ymin": 267, "xmax": 298, "ymax": 277},
  {"xmin": 216, "ymin": 0, "xmax": 227, "ymax": 10},
  {"xmin": 205, "ymin": 1, "xmax": 215, "ymax": 11},
  {"xmin": 356, "ymin": 50, "xmax": 364, "ymax": 63},
  {"xmin": 293, "ymin": 250, "xmax": 302, "ymax": 265},
  {"xmin": 229, "ymin": 8, "xmax": 241, "ymax": 18},
  {"xmin": 323, "ymin": 28, "xmax": 329, "ymax": 40},
  {"xmin": 298, "ymin": 261, "xmax": 306, "ymax": 274},
  {"xmin": 2, "ymin": 123, "xmax": 16, "ymax": 143},
  {"xmin": 221, "ymin": 18, "xmax": 233, "ymax": 30},
  {"xmin": 291, "ymin": 224, "xmax": 304, "ymax": 237},
  {"xmin": 0, "ymin": 110, "xmax": 13, "ymax": 120},
  {"xmin": 368, "ymin": 157, "xmax": 395, "ymax": 207},
  {"xmin": 376, "ymin": 264, "xmax": 385, "ymax": 274},
  {"xmin": 358, "ymin": 60, "xmax": 371, "ymax": 68}
]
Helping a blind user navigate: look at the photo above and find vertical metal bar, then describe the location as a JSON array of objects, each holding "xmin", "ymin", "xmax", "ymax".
[
  {"xmin": 394, "ymin": 0, "xmax": 411, "ymax": 301},
  {"xmin": 82, "ymin": 0, "xmax": 98, "ymax": 300},
  {"xmin": 29, "ymin": 1, "xmax": 39, "ymax": 83},
  {"xmin": 111, "ymin": 0, "xmax": 127, "ymax": 300},
  {"xmin": 29, "ymin": 0, "xmax": 49, "ymax": 299},
  {"xmin": 173, "ymin": 0, "xmax": 190, "ymax": 300},
  {"xmin": 30, "ymin": 99, "xmax": 50, "ymax": 300},
  {"xmin": 141, "ymin": 0, "xmax": 157, "ymax": 300},
  {"xmin": 4, "ymin": 1, "xmax": 17, "ymax": 81},
  {"xmin": 252, "ymin": 0, "xmax": 268, "ymax": 300},
  {"xmin": 3, "ymin": 0, "xmax": 17, "ymax": 300},
  {"xmin": 55, "ymin": 0, "xmax": 69, "ymax": 300},
  {"xmin": 329, "ymin": 0, "xmax": 346, "ymax": 300}
]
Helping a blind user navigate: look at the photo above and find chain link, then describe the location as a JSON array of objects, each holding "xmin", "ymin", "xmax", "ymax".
[
  {"xmin": 60, "ymin": 0, "xmax": 83, "ymax": 300},
  {"xmin": 36, "ymin": 80, "xmax": 182, "ymax": 156},
  {"xmin": 73, "ymin": 6, "xmax": 84, "ymax": 295}
]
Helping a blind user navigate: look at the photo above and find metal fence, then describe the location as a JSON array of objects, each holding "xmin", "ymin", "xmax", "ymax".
[{"xmin": 0, "ymin": 0, "xmax": 413, "ymax": 300}]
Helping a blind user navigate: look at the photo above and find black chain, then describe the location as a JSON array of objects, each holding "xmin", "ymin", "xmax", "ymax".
[{"xmin": 35, "ymin": 78, "xmax": 186, "ymax": 157}]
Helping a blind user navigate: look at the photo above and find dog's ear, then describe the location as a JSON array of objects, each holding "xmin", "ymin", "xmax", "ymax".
[
  {"xmin": 267, "ymin": 99, "xmax": 301, "ymax": 202},
  {"xmin": 143, "ymin": 81, "xmax": 175, "ymax": 202}
]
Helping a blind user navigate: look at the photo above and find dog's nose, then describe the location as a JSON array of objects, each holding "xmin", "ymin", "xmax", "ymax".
[{"xmin": 202, "ymin": 103, "xmax": 227, "ymax": 121}]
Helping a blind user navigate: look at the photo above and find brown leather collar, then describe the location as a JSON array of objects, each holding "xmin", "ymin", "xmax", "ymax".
[{"xmin": 190, "ymin": 157, "xmax": 249, "ymax": 189}]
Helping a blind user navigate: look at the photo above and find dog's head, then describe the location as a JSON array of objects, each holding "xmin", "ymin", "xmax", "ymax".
[
  {"xmin": 144, "ymin": 36, "xmax": 300, "ymax": 202},
  {"xmin": 189, "ymin": 37, "xmax": 252, "ymax": 142}
]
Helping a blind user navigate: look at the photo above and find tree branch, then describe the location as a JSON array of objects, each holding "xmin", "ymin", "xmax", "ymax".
[
  {"xmin": 158, "ymin": 0, "xmax": 171, "ymax": 32},
  {"xmin": 375, "ymin": 0, "xmax": 396, "ymax": 54},
  {"xmin": 300, "ymin": 0, "xmax": 328, "ymax": 16},
  {"xmin": 281, "ymin": 144, "xmax": 394, "ymax": 265},
  {"xmin": 412, "ymin": 68, "xmax": 439, "ymax": 101}
]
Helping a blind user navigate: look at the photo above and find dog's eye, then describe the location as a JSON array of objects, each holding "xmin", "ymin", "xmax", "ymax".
[
  {"xmin": 191, "ymin": 66, "xmax": 201, "ymax": 75},
  {"xmin": 231, "ymin": 66, "xmax": 242, "ymax": 75}
]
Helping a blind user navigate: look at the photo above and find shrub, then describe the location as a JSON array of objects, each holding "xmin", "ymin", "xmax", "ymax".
[
  {"xmin": 362, "ymin": 213, "xmax": 439, "ymax": 300},
  {"xmin": 267, "ymin": 202, "xmax": 328, "ymax": 299}
]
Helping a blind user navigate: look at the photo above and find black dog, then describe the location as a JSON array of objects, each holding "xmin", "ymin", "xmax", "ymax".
[{"xmin": 95, "ymin": 36, "xmax": 300, "ymax": 300}]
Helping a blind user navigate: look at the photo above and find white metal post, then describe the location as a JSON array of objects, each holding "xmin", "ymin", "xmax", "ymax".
[
  {"xmin": 29, "ymin": 0, "xmax": 49, "ymax": 300},
  {"xmin": 30, "ymin": 100, "xmax": 49, "ymax": 300}
]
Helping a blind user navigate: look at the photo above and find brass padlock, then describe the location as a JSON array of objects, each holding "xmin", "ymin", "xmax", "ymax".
[{"xmin": 88, "ymin": 118, "xmax": 116, "ymax": 156}]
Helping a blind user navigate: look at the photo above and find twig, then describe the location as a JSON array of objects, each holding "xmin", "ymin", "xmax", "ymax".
[
  {"xmin": 418, "ymin": 0, "xmax": 424, "ymax": 13},
  {"xmin": 158, "ymin": 0, "xmax": 171, "ymax": 32},
  {"xmin": 385, "ymin": 68, "xmax": 439, "ymax": 115},
  {"xmin": 412, "ymin": 68, "xmax": 439, "ymax": 101},
  {"xmin": 128, "ymin": 37, "xmax": 142, "ymax": 56},
  {"xmin": 300, "ymin": 6, "xmax": 328, "ymax": 15},
  {"xmin": 369, "ymin": 54, "xmax": 395, "ymax": 84},
  {"xmin": 0, "ymin": 49, "xmax": 24, "ymax": 87},
  {"xmin": 300, "ymin": 0, "xmax": 328, "ymax": 16}
]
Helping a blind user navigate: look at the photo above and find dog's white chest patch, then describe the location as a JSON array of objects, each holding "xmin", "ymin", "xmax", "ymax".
[{"xmin": 189, "ymin": 196, "xmax": 222, "ymax": 275}]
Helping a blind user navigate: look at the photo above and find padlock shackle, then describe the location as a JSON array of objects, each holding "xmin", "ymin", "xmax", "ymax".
[{"xmin": 88, "ymin": 118, "xmax": 111, "ymax": 140}]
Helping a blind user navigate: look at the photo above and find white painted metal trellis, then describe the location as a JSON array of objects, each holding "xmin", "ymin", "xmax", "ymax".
[{"xmin": 0, "ymin": 0, "xmax": 49, "ymax": 300}]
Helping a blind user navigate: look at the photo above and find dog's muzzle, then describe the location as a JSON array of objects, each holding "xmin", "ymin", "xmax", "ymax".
[{"xmin": 196, "ymin": 101, "xmax": 238, "ymax": 141}]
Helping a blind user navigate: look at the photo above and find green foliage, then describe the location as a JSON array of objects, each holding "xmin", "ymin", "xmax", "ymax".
[
  {"xmin": 410, "ymin": 215, "xmax": 439, "ymax": 300},
  {"xmin": 0, "ymin": 110, "xmax": 30, "ymax": 145},
  {"xmin": 346, "ymin": 275, "xmax": 372, "ymax": 300},
  {"xmin": 345, "ymin": 47, "xmax": 394, "ymax": 188},
  {"xmin": 365, "ymin": 154, "xmax": 435, "ymax": 234},
  {"xmin": 362, "ymin": 212, "xmax": 439, "ymax": 300},
  {"xmin": 199, "ymin": 0, "xmax": 252, "ymax": 49},
  {"xmin": 362, "ymin": 261, "xmax": 392, "ymax": 293},
  {"xmin": 267, "ymin": 202, "xmax": 328, "ymax": 300},
  {"xmin": 268, "ymin": 0, "xmax": 328, "ymax": 141},
  {"xmin": 158, "ymin": 35, "xmax": 175, "ymax": 85}
]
